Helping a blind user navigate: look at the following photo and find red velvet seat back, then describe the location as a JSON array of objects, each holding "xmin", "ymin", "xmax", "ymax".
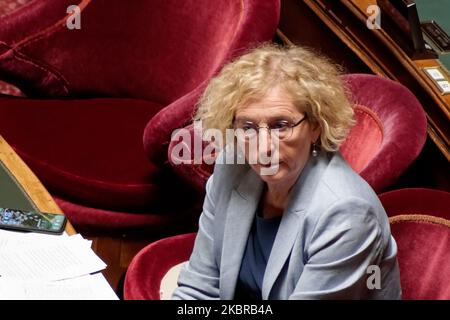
[
  {"xmin": 340, "ymin": 105, "xmax": 383, "ymax": 173},
  {"xmin": 0, "ymin": 0, "xmax": 33, "ymax": 19},
  {"xmin": 0, "ymin": 0, "xmax": 279, "ymax": 102},
  {"xmin": 0, "ymin": 0, "xmax": 280, "ymax": 233},
  {"xmin": 380, "ymin": 188, "xmax": 450, "ymax": 300},
  {"xmin": 124, "ymin": 232, "xmax": 197, "ymax": 300},
  {"xmin": 341, "ymin": 74, "xmax": 427, "ymax": 192}
]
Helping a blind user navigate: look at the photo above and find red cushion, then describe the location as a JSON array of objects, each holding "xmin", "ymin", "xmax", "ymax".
[
  {"xmin": 0, "ymin": 80, "xmax": 23, "ymax": 96},
  {"xmin": 0, "ymin": 0, "xmax": 279, "ymax": 101},
  {"xmin": 380, "ymin": 188, "xmax": 450, "ymax": 300},
  {"xmin": 379, "ymin": 188, "xmax": 450, "ymax": 219},
  {"xmin": 55, "ymin": 197, "xmax": 200, "ymax": 234},
  {"xmin": 340, "ymin": 105, "xmax": 383, "ymax": 173},
  {"xmin": 0, "ymin": 0, "xmax": 33, "ymax": 17},
  {"xmin": 124, "ymin": 233, "xmax": 197, "ymax": 300},
  {"xmin": 167, "ymin": 122, "xmax": 218, "ymax": 193},
  {"xmin": 0, "ymin": 0, "xmax": 280, "ymax": 231},
  {"xmin": 0, "ymin": 97, "xmax": 164, "ymax": 210},
  {"xmin": 391, "ymin": 216, "xmax": 450, "ymax": 300},
  {"xmin": 343, "ymin": 74, "xmax": 427, "ymax": 192}
]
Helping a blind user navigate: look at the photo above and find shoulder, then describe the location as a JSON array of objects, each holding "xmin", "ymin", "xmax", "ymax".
[
  {"xmin": 304, "ymin": 152, "xmax": 390, "ymax": 240},
  {"xmin": 203, "ymin": 148, "xmax": 254, "ymax": 214},
  {"xmin": 323, "ymin": 153, "xmax": 375, "ymax": 194},
  {"xmin": 317, "ymin": 152, "xmax": 383, "ymax": 211},
  {"xmin": 305, "ymin": 195, "xmax": 385, "ymax": 260}
]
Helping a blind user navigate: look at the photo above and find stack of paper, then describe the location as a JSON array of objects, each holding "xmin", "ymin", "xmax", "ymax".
[{"xmin": 0, "ymin": 229, "xmax": 119, "ymax": 300}]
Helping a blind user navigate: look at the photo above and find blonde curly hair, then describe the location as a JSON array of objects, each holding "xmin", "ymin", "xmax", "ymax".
[{"xmin": 194, "ymin": 43, "xmax": 355, "ymax": 152}]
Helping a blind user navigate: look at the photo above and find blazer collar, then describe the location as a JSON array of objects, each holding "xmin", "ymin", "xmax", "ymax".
[
  {"xmin": 220, "ymin": 152, "xmax": 330, "ymax": 300},
  {"xmin": 220, "ymin": 167, "xmax": 264, "ymax": 299},
  {"xmin": 262, "ymin": 153, "xmax": 329, "ymax": 299}
]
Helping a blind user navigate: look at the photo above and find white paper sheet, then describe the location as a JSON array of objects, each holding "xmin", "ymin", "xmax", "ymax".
[
  {"xmin": 0, "ymin": 230, "xmax": 117, "ymax": 299},
  {"xmin": 0, "ymin": 235, "xmax": 106, "ymax": 280},
  {"xmin": 0, "ymin": 229, "xmax": 68, "ymax": 250},
  {"xmin": 0, "ymin": 273, "xmax": 119, "ymax": 300}
]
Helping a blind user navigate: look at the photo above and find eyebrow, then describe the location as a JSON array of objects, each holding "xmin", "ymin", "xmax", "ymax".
[{"xmin": 234, "ymin": 115, "xmax": 297, "ymax": 123}]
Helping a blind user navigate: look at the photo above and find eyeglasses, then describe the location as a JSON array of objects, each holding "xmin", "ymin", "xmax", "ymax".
[{"xmin": 233, "ymin": 115, "xmax": 307, "ymax": 141}]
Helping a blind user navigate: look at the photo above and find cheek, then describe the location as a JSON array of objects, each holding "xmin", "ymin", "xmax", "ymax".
[{"xmin": 280, "ymin": 141, "xmax": 311, "ymax": 170}]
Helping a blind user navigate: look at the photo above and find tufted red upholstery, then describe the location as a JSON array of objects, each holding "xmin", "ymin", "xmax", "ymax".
[
  {"xmin": 167, "ymin": 74, "xmax": 428, "ymax": 194},
  {"xmin": 379, "ymin": 188, "xmax": 450, "ymax": 300},
  {"xmin": 0, "ymin": 0, "xmax": 280, "ymax": 232}
]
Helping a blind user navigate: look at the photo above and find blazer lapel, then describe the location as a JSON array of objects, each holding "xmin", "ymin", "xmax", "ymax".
[
  {"xmin": 262, "ymin": 153, "xmax": 329, "ymax": 299},
  {"xmin": 261, "ymin": 208, "xmax": 301, "ymax": 299},
  {"xmin": 220, "ymin": 167, "xmax": 264, "ymax": 300}
]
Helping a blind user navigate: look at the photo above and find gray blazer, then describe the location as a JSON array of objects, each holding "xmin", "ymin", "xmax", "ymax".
[{"xmin": 172, "ymin": 149, "xmax": 401, "ymax": 300}]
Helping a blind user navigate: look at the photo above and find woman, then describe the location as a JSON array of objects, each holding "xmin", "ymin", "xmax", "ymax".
[{"xmin": 172, "ymin": 44, "xmax": 401, "ymax": 300}]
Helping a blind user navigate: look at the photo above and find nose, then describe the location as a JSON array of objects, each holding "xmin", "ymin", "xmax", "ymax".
[
  {"xmin": 257, "ymin": 128, "xmax": 274, "ymax": 164},
  {"xmin": 258, "ymin": 127, "xmax": 271, "ymax": 152}
]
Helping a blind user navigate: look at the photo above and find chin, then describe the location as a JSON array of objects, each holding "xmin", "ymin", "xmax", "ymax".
[{"xmin": 257, "ymin": 164, "xmax": 287, "ymax": 182}]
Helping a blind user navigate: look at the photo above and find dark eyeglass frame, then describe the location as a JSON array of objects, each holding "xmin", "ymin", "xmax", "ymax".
[{"xmin": 233, "ymin": 114, "xmax": 308, "ymax": 141}]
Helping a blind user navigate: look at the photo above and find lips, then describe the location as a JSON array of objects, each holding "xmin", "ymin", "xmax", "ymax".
[
  {"xmin": 259, "ymin": 160, "xmax": 282, "ymax": 167},
  {"xmin": 258, "ymin": 162, "xmax": 281, "ymax": 170},
  {"xmin": 259, "ymin": 163, "xmax": 281, "ymax": 176},
  {"xmin": 260, "ymin": 163, "xmax": 272, "ymax": 168}
]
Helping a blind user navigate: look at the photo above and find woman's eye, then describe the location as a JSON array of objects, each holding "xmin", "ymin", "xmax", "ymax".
[
  {"xmin": 242, "ymin": 123, "xmax": 256, "ymax": 131},
  {"xmin": 242, "ymin": 125, "xmax": 252, "ymax": 131},
  {"xmin": 271, "ymin": 121, "xmax": 290, "ymax": 130}
]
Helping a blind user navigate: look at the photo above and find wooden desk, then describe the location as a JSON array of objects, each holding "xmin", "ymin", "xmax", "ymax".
[
  {"xmin": 0, "ymin": 135, "xmax": 155, "ymax": 292},
  {"xmin": 0, "ymin": 135, "xmax": 75, "ymax": 235},
  {"xmin": 278, "ymin": 0, "xmax": 450, "ymax": 161}
]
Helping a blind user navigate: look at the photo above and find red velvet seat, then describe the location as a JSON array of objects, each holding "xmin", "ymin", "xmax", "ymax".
[
  {"xmin": 124, "ymin": 232, "xmax": 197, "ymax": 300},
  {"xmin": 0, "ymin": 98, "xmax": 163, "ymax": 211},
  {"xmin": 379, "ymin": 188, "xmax": 450, "ymax": 300},
  {"xmin": 168, "ymin": 74, "xmax": 428, "ymax": 194},
  {"xmin": 0, "ymin": 0, "xmax": 280, "ymax": 232},
  {"xmin": 125, "ymin": 188, "xmax": 450, "ymax": 300}
]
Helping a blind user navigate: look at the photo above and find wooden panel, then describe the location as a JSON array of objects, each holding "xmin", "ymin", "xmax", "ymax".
[
  {"xmin": 342, "ymin": 0, "xmax": 450, "ymax": 159},
  {"xmin": 345, "ymin": 0, "xmax": 450, "ymax": 117},
  {"xmin": 279, "ymin": 0, "xmax": 450, "ymax": 161},
  {"xmin": 278, "ymin": 0, "xmax": 372, "ymax": 74}
]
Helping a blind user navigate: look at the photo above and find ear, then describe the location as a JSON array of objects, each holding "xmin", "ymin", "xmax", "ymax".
[{"xmin": 310, "ymin": 122, "xmax": 322, "ymax": 144}]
